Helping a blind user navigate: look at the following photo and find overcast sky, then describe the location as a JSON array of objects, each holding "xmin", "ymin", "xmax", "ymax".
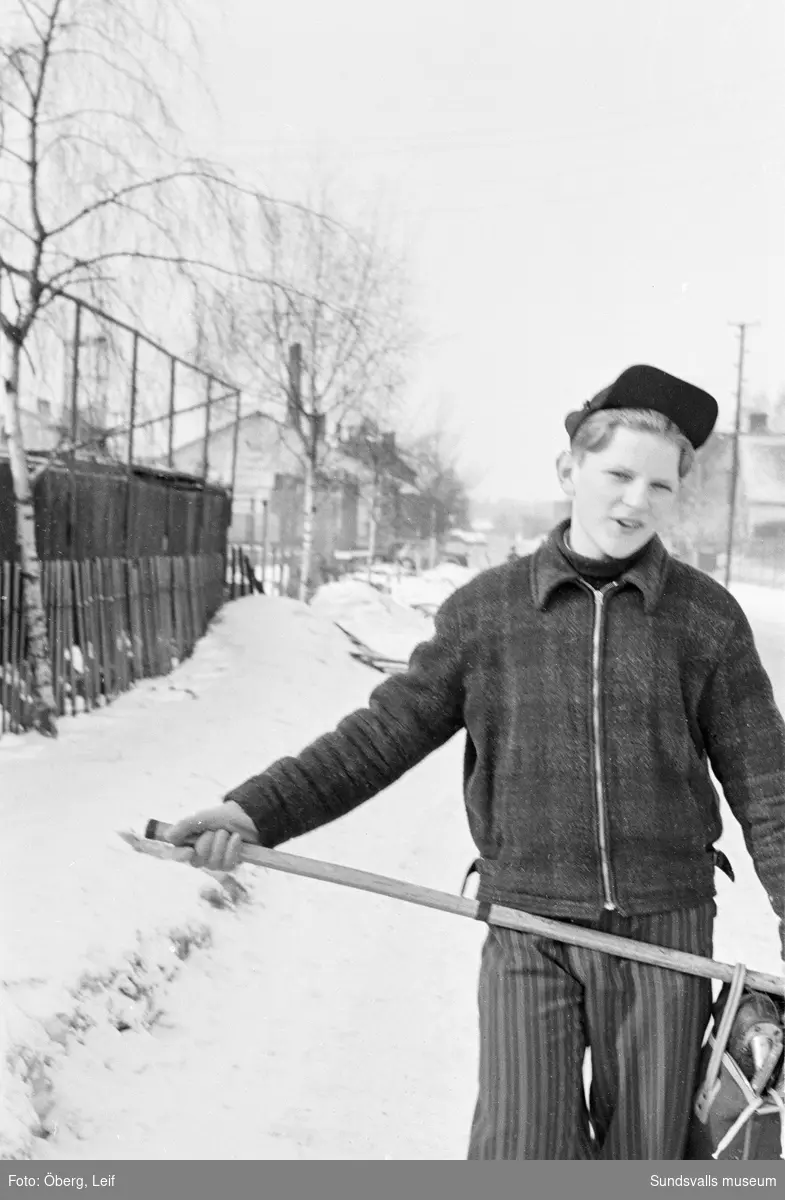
[{"xmin": 189, "ymin": 0, "xmax": 784, "ymax": 501}]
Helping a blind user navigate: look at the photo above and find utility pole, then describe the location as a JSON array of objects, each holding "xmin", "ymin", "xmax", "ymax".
[{"xmin": 724, "ymin": 321, "xmax": 759, "ymax": 588}]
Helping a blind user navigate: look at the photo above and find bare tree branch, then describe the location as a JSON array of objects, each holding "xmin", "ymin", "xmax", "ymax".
[
  {"xmin": 0, "ymin": 212, "xmax": 34, "ymax": 240},
  {"xmin": 46, "ymin": 169, "xmax": 209, "ymax": 239},
  {"xmin": 0, "ymin": 55, "xmax": 34, "ymax": 103},
  {"xmin": 0, "ymin": 141, "xmax": 30, "ymax": 166},
  {"xmin": 17, "ymin": 0, "xmax": 46, "ymax": 42}
]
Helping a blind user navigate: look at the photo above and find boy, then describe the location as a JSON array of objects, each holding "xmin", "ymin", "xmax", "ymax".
[{"xmin": 168, "ymin": 364, "xmax": 785, "ymax": 1160}]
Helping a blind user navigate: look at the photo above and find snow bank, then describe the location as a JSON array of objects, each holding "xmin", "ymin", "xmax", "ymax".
[
  {"xmin": 0, "ymin": 596, "xmax": 379, "ymax": 1158},
  {"xmin": 309, "ymin": 579, "xmax": 434, "ymax": 663},
  {"xmin": 310, "ymin": 563, "xmax": 481, "ymax": 660},
  {"xmin": 387, "ymin": 563, "xmax": 477, "ymax": 615}
]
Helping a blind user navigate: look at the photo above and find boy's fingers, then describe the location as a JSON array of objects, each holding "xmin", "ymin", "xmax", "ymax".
[
  {"xmin": 191, "ymin": 830, "xmax": 221, "ymax": 869},
  {"xmin": 167, "ymin": 809, "xmax": 232, "ymax": 846},
  {"xmin": 226, "ymin": 832, "xmax": 244, "ymax": 871},
  {"xmin": 187, "ymin": 829, "xmax": 246, "ymax": 872},
  {"xmin": 190, "ymin": 831, "xmax": 210, "ymax": 867},
  {"xmin": 166, "ymin": 803, "xmax": 260, "ymax": 849},
  {"xmin": 204, "ymin": 829, "xmax": 230, "ymax": 871}
]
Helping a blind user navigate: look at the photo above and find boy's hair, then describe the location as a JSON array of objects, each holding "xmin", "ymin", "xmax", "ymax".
[{"xmin": 569, "ymin": 408, "xmax": 695, "ymax": 479}]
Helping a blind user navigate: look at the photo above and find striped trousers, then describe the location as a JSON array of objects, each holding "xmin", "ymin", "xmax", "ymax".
[{"xmin": 467, "ymin": 903, "xmax": 714, "ymax": 1160}]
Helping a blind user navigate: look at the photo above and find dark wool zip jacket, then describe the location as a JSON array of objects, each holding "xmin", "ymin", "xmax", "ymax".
[{"xmin": 225, "ymin": 523, "xmax": 785, "ymax": 932}]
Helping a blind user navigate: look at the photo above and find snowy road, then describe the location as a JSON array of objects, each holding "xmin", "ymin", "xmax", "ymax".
[{"xmin": 1, "ymin": 581, "xmax": 782, "ymax": 1161}]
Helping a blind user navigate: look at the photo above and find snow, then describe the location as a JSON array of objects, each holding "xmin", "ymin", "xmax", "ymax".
[
  {"xmin": 387, "ymin": 563, "xmax": 477, "ymax": 616},
  {"xmin": 729, "ymin": 583, "xmax": 785, "ymax": 628},
  {"xmin": 308, "ymin": 563, "xmax": 478, "ymax": 661},
  {"xmin": 0, "ymin": 592, "xmax": 480, "ymax": 1159},
  {"xmin": 0, "ymin": 567, "xmax": 783, "ymax": 1160},
  {"xmin": 309, "ymin": 578, "xmax": 435, "ymax": 661}
]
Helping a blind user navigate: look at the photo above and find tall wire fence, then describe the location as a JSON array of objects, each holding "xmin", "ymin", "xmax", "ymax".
[
  {"xmin": 14, "ymin": 285, "xmax": 243, "ymax": 490},
  {"xmin": 0, "ymin": 284, "xmax": 251, "ymax": 736}
]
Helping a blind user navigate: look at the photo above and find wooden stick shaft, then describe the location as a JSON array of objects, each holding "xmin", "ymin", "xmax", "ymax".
[{"xmin": 143, "ymin": 825, "xmax": 785, "ymax": 997}]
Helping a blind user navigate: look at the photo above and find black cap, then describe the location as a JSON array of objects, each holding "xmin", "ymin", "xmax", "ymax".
[{"xmin": 564, "ymin": 365, "xmax": 718, "ymax": 450}]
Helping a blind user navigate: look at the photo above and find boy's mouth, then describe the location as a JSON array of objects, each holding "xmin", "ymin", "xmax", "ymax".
[{"xmin": 614, "ymin": 517, "xmax": 644, "ymax": 532}]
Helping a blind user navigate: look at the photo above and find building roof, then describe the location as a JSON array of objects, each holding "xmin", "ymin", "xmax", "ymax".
[{"xmin": 171, "ymin": 408, "xmax": 277, "ymax": 455}]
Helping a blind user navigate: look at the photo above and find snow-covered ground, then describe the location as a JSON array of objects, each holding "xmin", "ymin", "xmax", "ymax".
[
  {"xmin": 386, "ymin": 563, "xmax": 478, "ymax": 616},
  {"xmin": 308, "ymin": 563, "xmax": 478, "ymax": 661},
  {"xmin": 0, "ymin": 571, "xmax": 783, "ymax": 1160},
  {"xmin": 309, "ymin": 578, "xmax": 435, "ymax": 662}
]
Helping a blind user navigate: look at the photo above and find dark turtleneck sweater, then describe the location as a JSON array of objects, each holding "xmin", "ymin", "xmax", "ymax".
[{"xmin": 556, "ymin": 523, "xmax": 649, "ymax": 590}]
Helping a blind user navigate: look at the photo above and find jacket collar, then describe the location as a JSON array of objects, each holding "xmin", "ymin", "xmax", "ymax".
[{"xmin": 531, "ymin": 519, "xmax": 671, "ymax": 615}]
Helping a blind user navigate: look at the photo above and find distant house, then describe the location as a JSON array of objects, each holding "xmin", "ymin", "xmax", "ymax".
[
  {"xmin": 169, "ymin": 410, "xmax": 295, "ymax": 529},
  {"xmin": 680, "ymin": 415, "xmax": 785, "ymax": 545},
  {"xmin": 168, "ymin": 411, "xmax": 424, "ymax": 564},
  {"xmin": 672, "ymin": 412, "xmax": 785, "ymax": 582},
  {"xmin": 167, "ymin": 410, "xmax": 353, "ymax": 556},
  {"xmin": 732, "ymin": 427, "xmax": 785, "ymax": 535},
  {"xmin": 336, "ymin": 421, "xmax": 423, "ymax": 556}
]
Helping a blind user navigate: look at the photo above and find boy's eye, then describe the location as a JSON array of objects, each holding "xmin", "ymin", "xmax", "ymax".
[
  {"xmin": 651, "ymin": 482, "xmax": 674, "ymax": 493},
  {"xmin": 608, "ymin": 470, "xmax": 631, "ymax": 480}
]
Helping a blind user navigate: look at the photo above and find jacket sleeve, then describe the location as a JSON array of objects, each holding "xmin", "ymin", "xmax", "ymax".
[
  {"xmin": 698, "ymin": 605, "xmax": 785, "ymax": 947},
  {"xmin": 222, "ymin": 591, "xmax": 468, "ymax": 847}
]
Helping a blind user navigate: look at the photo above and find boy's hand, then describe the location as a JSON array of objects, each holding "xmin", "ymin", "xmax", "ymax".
[{"xmin": 166, "ymin": 802, "xmax": 261, "ymax": 871}]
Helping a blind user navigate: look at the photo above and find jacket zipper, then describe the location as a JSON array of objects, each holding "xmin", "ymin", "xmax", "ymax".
[{"xmin": 590, "ymin": 584, "xmax": 618, "ymax": 911}]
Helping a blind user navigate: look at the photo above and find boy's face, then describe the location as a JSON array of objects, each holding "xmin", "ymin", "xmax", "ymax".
[{"xmin": 559, "ymin": 426, "xmax": 681, "ymax": 560}]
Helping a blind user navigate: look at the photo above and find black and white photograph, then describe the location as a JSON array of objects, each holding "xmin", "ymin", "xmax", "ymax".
[{"xmin": 0, "ymin": 0, "xmax": 783, "ymax": 1187}]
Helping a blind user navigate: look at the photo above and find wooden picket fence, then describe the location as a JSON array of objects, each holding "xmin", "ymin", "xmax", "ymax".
[
  {"xmin": 0, "ymin": 553, "xmax": 225, "ymax": 735},
  {"xmin": 225, "ymin": 544, "xmax": 265, "ymax": 598},
  {"xmin": 226, "ymin": 542, "xmax": 302, "ymax": 598}
]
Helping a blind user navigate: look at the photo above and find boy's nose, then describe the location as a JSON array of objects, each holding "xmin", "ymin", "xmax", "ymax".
[{"xmin": 622, "ymin": 479, "xmax": 649, "ymax": 509}]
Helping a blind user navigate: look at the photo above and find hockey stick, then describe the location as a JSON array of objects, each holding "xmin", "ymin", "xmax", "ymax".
[{"xmin": 121, "ymin": 820, "xmax": 785, "ymax": 998}]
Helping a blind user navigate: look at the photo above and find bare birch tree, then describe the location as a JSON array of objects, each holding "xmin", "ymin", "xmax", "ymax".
[
  {"xmin": 209, "ymin": 197, "xmax": 416, "ymax": 601},
  {"xmin": 0, "ymin": 0, "xmax": 281, "ymax": 732}
]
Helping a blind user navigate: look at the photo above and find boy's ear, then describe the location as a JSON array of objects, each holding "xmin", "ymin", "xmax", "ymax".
[{"xmin": 557, "ymin": 450, "xmax": 577, "ymax": 497}]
